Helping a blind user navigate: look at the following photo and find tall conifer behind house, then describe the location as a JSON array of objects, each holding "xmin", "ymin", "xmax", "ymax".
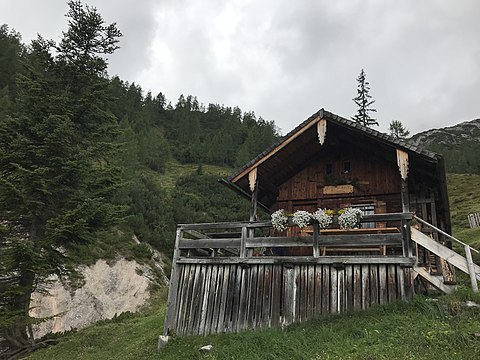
[
  {"xmin": 0, "ymin": 1, "xmax": 123, "ymax": 354},
  {"xmin": 352, "ymin": 69, "xmax": 378, "ymax": 127}
]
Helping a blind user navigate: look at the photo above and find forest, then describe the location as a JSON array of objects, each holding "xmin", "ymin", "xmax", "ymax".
[{"xmin": 0, "ymin": 2, "xmax": 278, "ymax": 354}]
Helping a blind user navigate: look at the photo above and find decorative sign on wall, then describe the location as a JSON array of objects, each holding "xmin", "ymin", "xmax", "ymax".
[{"xmin": 323, "ymin": 184, "xmax": 354, "ymax": 195}]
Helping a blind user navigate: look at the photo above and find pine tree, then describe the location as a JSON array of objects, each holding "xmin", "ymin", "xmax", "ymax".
[
  {"xmin": 0, "ymin": 1, "xmax": 123, "ymax": 354},
  {"xmin": 352, "ymin": 69, "xmax": 378, "ymax": 127},
  {"xmin": 389, "ymin": 120, "xmax": 410, "ymax": 139}
]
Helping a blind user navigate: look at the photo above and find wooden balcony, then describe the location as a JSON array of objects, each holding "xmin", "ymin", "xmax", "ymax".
[{"xmin": 164, "ymin": 213, "xmax": 416, "ymax": 336}]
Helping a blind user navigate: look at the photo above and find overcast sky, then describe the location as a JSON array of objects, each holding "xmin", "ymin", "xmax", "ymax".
[{"xmin": 2, "ymin": 0, "xmax": 480, "ymax": 135}]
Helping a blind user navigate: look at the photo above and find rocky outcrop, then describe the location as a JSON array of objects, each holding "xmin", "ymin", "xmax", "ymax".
[
  {"xmin": 29, "ymin": 257, "xmax": 165, "ymax": 338},
  {"xmin": 409, "ymin": 118, "xmax": 480, "ymax": 174},
  {"xmin": 410, "ymin": 118, "xmax": 480, "ymax": 148}
]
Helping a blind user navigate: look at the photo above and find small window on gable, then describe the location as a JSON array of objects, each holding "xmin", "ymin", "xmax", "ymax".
[
  {"xmin": 326, "ymin": 163, "xmax": 332, "ymax": 175},
  {"xmin": 343, "ymin": 161, "xmax": 351, "ymax": 174}
]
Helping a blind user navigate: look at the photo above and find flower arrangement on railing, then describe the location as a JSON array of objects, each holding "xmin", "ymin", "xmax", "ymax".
[
  {"xmin": 337, "ymin": 207, "xmax": 363, "ymax": 230},
  {"xmin": 271, "ymin": 208, "xmax": 334, "ymax": 231},
  {"xmin": 292, "ymin": 210, "xmax": 312, "ymax": 228},
  {"xmin": 311, "ymin": 208, "xmax": 334, "ymax": 229},
  {"xmin": 271, "ymin": 209, "xmax": 288, "ymax": 231},
  {"xmin": 271, "ymin": 208, "xmax": 363, "ymax": 231}
]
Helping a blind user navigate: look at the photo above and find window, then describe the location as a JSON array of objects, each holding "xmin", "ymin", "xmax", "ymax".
[
  {"xmin": 343, "ymin": 161, "xmax": 351, "ymax": 174},
  {"xmin": 351, "ymin": 204, "xmax": 375, "ymax": 228}
]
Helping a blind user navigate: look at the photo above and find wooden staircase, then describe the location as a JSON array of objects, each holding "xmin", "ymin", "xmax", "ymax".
[{"xmin": 411, "ymin": 226, "xmax": 480, "ymax": 294}]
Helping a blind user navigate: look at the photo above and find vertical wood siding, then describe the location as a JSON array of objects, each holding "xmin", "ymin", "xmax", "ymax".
[{"xmin": 168, "ymin": 263, "xmax": 413, "ymax": 336}]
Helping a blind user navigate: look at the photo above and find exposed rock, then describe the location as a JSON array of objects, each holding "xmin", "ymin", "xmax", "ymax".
[
  {"xmin": 410, "ymin": 118, "xmax": 480, "ymax": 148},
  {"xmin": 30, "ymin": 258, "xmax": 161, "ymax": 338},
  {"xmin": 409, "ymin": 118, "xmax": 480, "ymax": 174}
]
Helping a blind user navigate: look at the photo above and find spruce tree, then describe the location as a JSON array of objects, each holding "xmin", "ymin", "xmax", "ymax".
[
  {"xmin": 352, "ymin": 69, "xmax": 378, "ymax": 127},
  {"xmin": 0, "ymin": 1, "xmax": 122, "ymax": 354},
  {"xmin": 389, "ymin": 120, "xmax": 410, "ymax": 139}
]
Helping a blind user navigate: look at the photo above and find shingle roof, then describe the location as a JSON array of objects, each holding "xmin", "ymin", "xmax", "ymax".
[{"xmin": 228, "ymin": 108, "xmax": 440, "ymax": 182}]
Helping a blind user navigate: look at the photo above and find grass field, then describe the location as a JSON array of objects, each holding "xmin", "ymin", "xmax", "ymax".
[{"xmin": 27, "ymin": 290, "xmax": 480, "ymax": 360}]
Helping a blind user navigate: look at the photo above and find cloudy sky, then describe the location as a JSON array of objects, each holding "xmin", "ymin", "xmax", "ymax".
[{"xmin": 2, "ymin": 0, "xmax": 480, "ymax": 135}]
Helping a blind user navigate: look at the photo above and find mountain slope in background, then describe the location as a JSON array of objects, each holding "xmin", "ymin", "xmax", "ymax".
[{"xmin": 410, "ymin": 118, "xmax": 480, "ymax": 174}]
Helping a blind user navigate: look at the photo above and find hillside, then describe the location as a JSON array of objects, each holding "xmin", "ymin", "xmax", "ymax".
[
  {"xmin": 410, "ymin": 118, "xmax": 480, "ymax": 174},
  {"xmin": 447, "ymin": 173, "xmax": 480, "ymax": 253}
]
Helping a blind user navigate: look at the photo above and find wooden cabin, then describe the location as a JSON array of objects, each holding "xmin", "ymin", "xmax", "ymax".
[
  {"xmin": 163, "ymin": 109, "xmax": 479, "ymax": 337},
  {"xmin": 225, "ymin": 109, "xmax": 450, "ymax": 235}
]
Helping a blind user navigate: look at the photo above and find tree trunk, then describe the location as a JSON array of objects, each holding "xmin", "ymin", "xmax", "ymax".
[{"xmin": 1, "ymin": 218, "xmax": 44, "ymax": 353}]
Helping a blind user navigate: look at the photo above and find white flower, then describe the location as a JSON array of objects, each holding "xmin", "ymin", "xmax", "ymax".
[
  {"xmin": 292, "ymin": 210, "xmax": 312, "ymax": 228},
  {"xmin": 338, "ymin": 207, "xmax": 363, "ymax": 230},
  {"xmin": 271, "ymin": 209, "xmax": 288, "ymax": 231},
  {"xmin": 311, "ymin": 208, "xmax": 333, "ymax": 229}
]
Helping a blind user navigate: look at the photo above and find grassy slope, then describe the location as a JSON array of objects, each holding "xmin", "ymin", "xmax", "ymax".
[
  {"xmin": 28, "ymin": 172, "xmax": 480, "ymax": 359},
  {"xmin": 448, "ymin": 173, "xmax": 480, "ymax": 252},
  {"xmin": 28, "ymin": 291, "xmax": 480, "ymax": 360},
  {"xmin": 153, "ymin": 161, "xmax": 232, "ymax": 191}
]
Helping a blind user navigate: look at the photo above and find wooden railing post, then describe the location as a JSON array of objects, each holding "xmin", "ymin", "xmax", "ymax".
[
  {"xmin": 240, "ymin": 226, "xmax": 247, "ymax": 258},
  {"xmin": 465, "ymin": 245, "xmax": 479, "ymax": 293},
  {"xmin": 401, "ymin": 218, "xmax": 412, "ymax": 258},
  {"xmin": 312, "ymin": 223, "xmax": 320, "ymax": 258},
  {"xmin": 163, "ymin": 227, "xmax": 183, "ymax": 335}
]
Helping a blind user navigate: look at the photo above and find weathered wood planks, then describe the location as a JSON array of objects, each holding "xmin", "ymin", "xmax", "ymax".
[{"xmin": 165, "ymin": 262, "xmax": 414, "ymax": 336}]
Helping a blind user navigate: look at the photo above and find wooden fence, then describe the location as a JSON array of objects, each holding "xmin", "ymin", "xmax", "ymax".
[
  {"xmin": 468, "ymin": 213, "xmax": 480, "ymax": 228},
  {"xmin": 163, "ymin": 213, "xmax": 415, "ymax": 336}
]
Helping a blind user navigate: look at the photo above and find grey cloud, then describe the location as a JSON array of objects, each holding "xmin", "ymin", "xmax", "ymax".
[{"xmin": 2, "ymin": 0, "xmax": 479, "ymax": 135}]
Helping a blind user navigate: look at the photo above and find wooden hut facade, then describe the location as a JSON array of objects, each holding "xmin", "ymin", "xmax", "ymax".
[{"xmin": 163, "ymin": 109, "xmax": 479, "ymax": 337}]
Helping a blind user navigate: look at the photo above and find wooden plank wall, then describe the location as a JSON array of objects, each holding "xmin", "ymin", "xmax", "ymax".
[
  {"xmin": 276, "ymin": 147, "xmax": 401, "ymax": 202},
  {"xmin": 167, "ymin": 263, "xmax": 413, "ymax": 336}
]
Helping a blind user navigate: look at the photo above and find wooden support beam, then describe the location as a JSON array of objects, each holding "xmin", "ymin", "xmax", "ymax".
[
  {"xmin": 177, "ymin": 256, "xmax": 415, "ymax": 266},
  {"xmin": 249, "ymin": 178, "xmax": 259, "ymax": 222},
  {"xmin": 411, "ymin": 227, "xmax": 480, "ymax": 281},
  {"xmin": 361, "ymin": 213, "xmax": 413, "ymax": 222},
  {"xmin": 465, "ymin": 245, "xmax": 479, "ymax": 293},
  {"xmin": 401, "ymin": 219, "xmax": 412, "ymax": 258},
  {"xmin": 312, "ymin": 223, "xmax": 320, "ymax": 258},
  {"xmin": 163, "ymin": 228, "xmax": 182, "ymax": 336},
  {"xmin": 184, "ymin": 229, "xmax": 210, "ymax": 239},
  {"xmin": 218, "ymin": 178, "xmax": 270, "ymax": 212},
  {"xmin": 401, "ymin": 179, "xmax": 410, "ymax": 213},
  {"xmin": 240, "ymin": 227, "xmax": 247, "ymax": 258},
  {"xmin": 179, "ymin": 221, "xmax": 272, "ymax": 230},
  {"xmin": 231, "ymin": 116, "xmax": 321, "ymax": 183},
  {"xmin": 247, "ymin": 233, "xmax": 402, "ymax": 248},
  {"xmin": 397, "ymin": 149, "xmax": 410, "ymax": 212},
  {"xmin": 247, "ymin": 179, "xmax": 259, "ymax": 257}
]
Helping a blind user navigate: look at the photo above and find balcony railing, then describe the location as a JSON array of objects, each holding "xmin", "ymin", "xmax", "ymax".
[{"xmin": 175, "ymin": 212, "xmax": 414, "ymax": 262}]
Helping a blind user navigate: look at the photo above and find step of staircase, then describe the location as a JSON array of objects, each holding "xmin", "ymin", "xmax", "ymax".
[
  {"xmin": 411, "ymin": 228, "xmax": 480, "ymax": 282},
  {"xmin": 413, "ymin": 266, "xmax": 456, "ymax": 294}
]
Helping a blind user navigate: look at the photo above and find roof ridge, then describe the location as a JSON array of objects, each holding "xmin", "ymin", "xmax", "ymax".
[{"xmin": 228, "ymin": 108, "xmax": 440, "ymax": 181}]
